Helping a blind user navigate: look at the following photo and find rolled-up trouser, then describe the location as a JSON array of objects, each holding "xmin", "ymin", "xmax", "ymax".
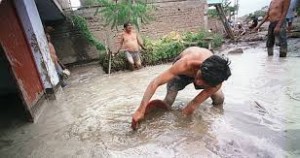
[
  {"xmin": 54, "ymin": 62, "xmax": 66, "ymax": 86},
  {"xmin": 125, "ymin": 51, "xmax": 141, "ymax": 65},
  {"xmin": 266, "ymin": 21, "xmax": 287, "ymax": 56},
  {"xmin": 166, "ymin": 75, "xmax": 224, "ymax": 105}
]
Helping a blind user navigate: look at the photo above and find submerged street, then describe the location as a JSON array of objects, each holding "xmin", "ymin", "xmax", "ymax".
[{"xmin": 0, "ymin": 40, "xmax": 300, "ymax": 157}]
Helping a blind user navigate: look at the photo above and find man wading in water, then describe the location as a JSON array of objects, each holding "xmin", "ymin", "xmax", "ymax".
[
  {"xmin": 254, "ymin": 0, "xmax": 291, "ymax": 57},
  {"xmin": 132, "ymin": 47, "xmax": 231, "ymax": 129},
  {"xmin": 115, "ymin": 22, "xmax": 146, "ymax": 70}
]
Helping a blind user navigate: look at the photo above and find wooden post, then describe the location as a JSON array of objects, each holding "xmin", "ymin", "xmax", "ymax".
[
  {"xmin": 204, "ymin": 37, "xmax": 214, "ymax": 51},
  {"xmin": 104, "ymin": 36, "xmax": 112, "ymax": 76}
]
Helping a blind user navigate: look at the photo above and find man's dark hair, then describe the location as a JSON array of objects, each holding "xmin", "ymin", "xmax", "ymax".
[
  {"xmin": 200, "ymin": 55, "xmax": 231, "ymax": 86},
  {"xmin": 124, "ymin": 22, "xmax": 131, "ymax": 28}
]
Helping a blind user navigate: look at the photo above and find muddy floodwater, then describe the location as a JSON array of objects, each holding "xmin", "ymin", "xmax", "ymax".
[{"xmin": 0, "ymin": 41, "xmax": 300, "ymax": 158}]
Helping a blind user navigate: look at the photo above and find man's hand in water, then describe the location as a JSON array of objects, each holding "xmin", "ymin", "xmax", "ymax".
[
  {"xmin": 131, "ymin": 110, "xmax": 145, "ymax": 130},
  {"xmin": 274, "ymin": 25, "xmax": 281, "ymax": 34},
  {"xmin": 182, "ymin": 104, "xmax": 196, "ymax": 116}
]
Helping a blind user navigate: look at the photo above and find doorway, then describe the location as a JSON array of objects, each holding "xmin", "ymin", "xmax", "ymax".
[{"xmin": 0, "ymin": 45, "xmax": 28, "ymax": 126}]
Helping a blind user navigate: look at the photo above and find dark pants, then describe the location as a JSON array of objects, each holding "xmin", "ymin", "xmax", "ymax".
[
  {"xmin": 164, "ymin": 75, "xmax": 224, "ymax": 106},
  {"xmin": 163, "ymin": 56, "xmax": 224, "ymax": 107},
  {"xmin": 266, "ymin": 21, "xmax": 287, "ymax": 57},
  {"xmin": 54, "ymin": 62, "xmax": 67, "ymax": 87}
]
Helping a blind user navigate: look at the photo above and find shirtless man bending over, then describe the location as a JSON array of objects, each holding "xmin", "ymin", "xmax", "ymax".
[
  {"xmin": 254, "ymin": 0, "xmax": 291, "ymax": 57},
  {"xmin": 116, "ymin": 22, "xmax": 146, "ymax": 70},
  {"xmin": 132, "ymin": 47, "xmax": 231, "ymax": 129}
]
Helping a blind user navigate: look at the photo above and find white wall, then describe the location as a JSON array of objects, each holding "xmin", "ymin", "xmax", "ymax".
[{"xmin": 14, "ymin": 0, "xmax": 59, "ymax": 89}]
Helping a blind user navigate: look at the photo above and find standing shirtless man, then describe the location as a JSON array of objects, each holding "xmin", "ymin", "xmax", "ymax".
[
  {"xmin": 116, "ymin": 22, "xmax": 146, "ymax": 70},
  {"xmin": 46, "ymin": 34, "xmax": 67, "ymax": 87},
  {"xmin": 254, "ymin": 0, "xmax": 291, "ymax": 57},
  {"xmin": 132, "ymin": 47, "xmax": 231, "ymax": 129},
  {"xmin": 286, "ymin": 0, "xmax": 298, "ymax": 32}
]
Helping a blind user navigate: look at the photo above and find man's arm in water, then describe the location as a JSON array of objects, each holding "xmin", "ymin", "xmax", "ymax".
[
  {"xmin": 182, "ymin": 84, "xmax": 221, "ymax": 115},
  {"xmin": 274, "ymin": 0, "xmax": 290, "ymax": 33},
  {"xmin": 132, "ymin": 61, "xmax": 187, "ymax": 122}
]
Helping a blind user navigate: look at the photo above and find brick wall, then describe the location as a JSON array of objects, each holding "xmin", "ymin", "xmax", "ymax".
[
  {"xmin": 55, "ymin": 0, "xmax": 71, "ymax": 10},
  {"xmin": 52, "ymin": 0, "xmax": 209, "ymax": 64},
  {"xmin": 207, "ymin": 17, "xmax": 223, "ymax": 34},
  {"xmin": 140, "ymin": 0, "xmax": 206, "ymax": 38}
]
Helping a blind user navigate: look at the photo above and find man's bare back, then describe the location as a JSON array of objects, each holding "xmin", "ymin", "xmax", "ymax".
[{"xmin": 174, "ymin": 47, "xmax": 213, "ymax": 78}]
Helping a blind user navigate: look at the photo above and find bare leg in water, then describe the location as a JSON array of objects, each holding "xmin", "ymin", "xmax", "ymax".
[{"xmin": 163, "ymin": 89, "xmax": 178, "ymax": 110}]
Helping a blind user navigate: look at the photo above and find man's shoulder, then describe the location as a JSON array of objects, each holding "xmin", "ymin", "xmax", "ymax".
[
  {"xmin": 129, "ymin": 31, "xmax": 138, "ymax": 36},
  {"xmin": 174, "ymin": 58, "xmax": 197, "ymax": 72},
  {"xmin": 120, "ymin": 31, "xmax": 138, "ymax": 37},
  {"xmin": 170, "ymin": 58, "xmax": 189, "ymax": 72},
  {"xmin": 118, "ymin": 31, "xmax": 125, "ymax": 36}
]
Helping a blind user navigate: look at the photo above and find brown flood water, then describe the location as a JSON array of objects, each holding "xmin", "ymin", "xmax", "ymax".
[{"xmin": 0, "ymin": 41, "xmax": 300, "ymax": 158}]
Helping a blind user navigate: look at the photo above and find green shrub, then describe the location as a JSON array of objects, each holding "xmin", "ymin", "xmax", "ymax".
[
  {"xmin": 211, "ymin": 33, "xmax": 223, "ymax": 48},
  {"xmin": 71, "ymin": 15, "xmax": 105, "ymax": 52},
  {"xmin": 100, "ymin": 53, "xmax": 128, "ymax": 73},
  {"xmin": 100, "ymin": 30, "xmax": 224, "ymax": 73}
]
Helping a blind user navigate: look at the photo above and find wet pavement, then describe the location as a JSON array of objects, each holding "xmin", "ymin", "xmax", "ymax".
[{"xmin": 0, "ymin": 40, "xmax": 300, "ymax": 158}]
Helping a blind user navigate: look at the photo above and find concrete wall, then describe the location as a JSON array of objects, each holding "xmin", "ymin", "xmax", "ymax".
[
  {"xmin": 49, "ymin": 21, "xmax": 100, "ymax": 64},
  {"xmin": 77, "ymin": 0, "xmax": 207, "ymax": 38},
  {"xmin": 55, "ymin": 0, "xmax": 71, "ymax": 10},
  {"xmin": 51, "ymin": 0, "xmax": 207, "ymax": 64},
  {"xmin": 208, "ymin": 17, "xmax": 224, "ymax": 33},
  {"xmin": 14, "ymin": 0, "xmax": 59, "ymax": 88},
  {"xmin": 141, "ymin": 0, "xmax": 206, "ymax": 38}
]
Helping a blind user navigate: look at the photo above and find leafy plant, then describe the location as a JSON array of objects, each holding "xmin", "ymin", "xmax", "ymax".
[
  {"xmin": 208, "ymin": 9, "xmax": 219, "ymax": 18},
  {"xmin": 100, "ymin": 30, "xmax": 224, "ymax": 73},
  {"xmin": 211, "ymin": 33, "xmax": 223, "ymax": 48},
  {"xmin": 70, "ymin": 15, "xmax": 105, "ymax": 52},
  {"xmin": 93, "ymin": 0, "xmax": 155, "ymax": 30}
]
